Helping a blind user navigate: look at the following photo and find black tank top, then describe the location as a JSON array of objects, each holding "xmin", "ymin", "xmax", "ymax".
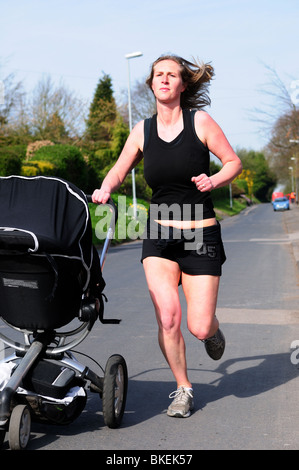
[{"xmin": 143, "ymin": 109, "xmax": 215, "ymax": 221}]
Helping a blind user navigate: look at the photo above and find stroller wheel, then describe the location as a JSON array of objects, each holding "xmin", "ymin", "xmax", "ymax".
[
  {"xmin": 102, "ymin": 354, "xmax": 128, "ymax": 429},
  {"xmin": 8, "ymin": 405, "xmax": 31, "ymax": 450}
]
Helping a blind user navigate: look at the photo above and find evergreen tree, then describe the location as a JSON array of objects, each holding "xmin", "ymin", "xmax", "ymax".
[
  {"xmin": 88, "ymin": 114, "xmax": 129, "ymax": 184},
  {"xmin": 86, "ymin": 73, "xmax": 117, "ymax": 145}
]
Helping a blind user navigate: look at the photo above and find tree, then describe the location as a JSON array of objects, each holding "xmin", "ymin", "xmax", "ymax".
[
  {"xmin": 251, "ymin": 65, "xmax": 299, "ymax": 186},
  {"xmin": 85, "ymin": 73, "xmax": 117, "ymax": 145},
  {"xmin": 0, "ymin": 66, "xmax": 87, "ymax": 145},
  {"xmin": 263, "ymin": 108, "xmax": 299, "ymax": 186},
  {"xmin": 88, "ymin": 114, "xmax": 129, "ymax": 184},
  {"xmin": 237, "ymin": 149, "xmax": 277, "ymax": 201},
  {"xmin": 252, "ymin": 65, "xmax": 297, "ymax": 135},
  {"xmin": 0, "ymin": 67, "xmax": 28, "ymax": 145},
  {"xmin": 110, "ymin": 115, "xmax": 129, "ymax": 156},
  {"xmin": 29, "ymin": 75, "xmax": 86, "ymax": 141},
  {"xmin": 43, "ymin": 111, "xmax": 68, "ymax": 142}
]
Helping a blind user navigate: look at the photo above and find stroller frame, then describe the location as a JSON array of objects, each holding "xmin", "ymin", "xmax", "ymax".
[{"xmin": 0, "ymin": 176, "xmax": 127, "ymax": 450}]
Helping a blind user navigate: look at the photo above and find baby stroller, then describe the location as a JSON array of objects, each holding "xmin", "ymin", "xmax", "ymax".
[{"xmin": 0, "ymin": 175, "xmax": 127, "ymax": 450}]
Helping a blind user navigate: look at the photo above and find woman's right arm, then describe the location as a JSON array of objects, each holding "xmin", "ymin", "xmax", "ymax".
[{"xmin": 92, "ymin": 120, "xmax": 144, "ymax": 204}]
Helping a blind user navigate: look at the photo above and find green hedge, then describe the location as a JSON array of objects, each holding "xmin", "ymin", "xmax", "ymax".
[
  {"xmin": 0, "ymin": 146, "xmax": 25, "ymax": 176},
  {"xmin": 32, "ymin": 144, "xmax": 90, "ymax": 191}
]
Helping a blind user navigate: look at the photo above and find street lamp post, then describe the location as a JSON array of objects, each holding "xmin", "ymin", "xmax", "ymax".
[
  {"xmin": 288, "ymin": 166, "xmax": 294, "ymax": 192},
  {"xmin": 125, "ymin": 51, "xmax": 143, "ymax": 219},
  {"xmin": 289, "ymin": 139, "xmax": 299, "ymax": 204}
]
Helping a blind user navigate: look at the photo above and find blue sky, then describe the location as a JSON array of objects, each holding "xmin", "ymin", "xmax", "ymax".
[{"xmin": 1, "ymin": 0, "xmax": 298, "ymax": 151}]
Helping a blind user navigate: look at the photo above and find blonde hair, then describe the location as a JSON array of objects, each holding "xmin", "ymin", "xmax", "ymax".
[{"xmin": 146, "ymin": 54, "xmax": 214, "ymax": 109}]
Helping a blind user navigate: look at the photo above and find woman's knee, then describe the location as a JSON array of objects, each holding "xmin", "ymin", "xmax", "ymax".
[
  {"xmin": 187, "ymin": 314, "xmax": 218, "ymax": 340},
  {"xmin": 156, "ymin": 306, "xmax": 181, "ymax": 333}
]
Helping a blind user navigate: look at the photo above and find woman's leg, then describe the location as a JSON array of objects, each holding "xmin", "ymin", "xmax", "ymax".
[
  {"xmin": 181, "ymin": 273, "xmax": 220, "ymax": 340},
  {"xmin": 142, "ymin": 256, "xmax": 192, "ymax": 389},
  {"xmin": 181, "ymin": 273, "xmax": 225, "ymax": 360}
]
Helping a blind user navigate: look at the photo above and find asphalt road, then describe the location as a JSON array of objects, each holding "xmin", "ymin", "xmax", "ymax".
[{"xmin": 3, "ymin": 202, "xmax": 299, "ymax": 451}]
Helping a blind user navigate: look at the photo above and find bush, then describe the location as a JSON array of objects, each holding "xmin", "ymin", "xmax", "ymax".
[
  {"xmin": 88, "ymin": 148, "xmax": 114, "ymax": 184},
  {"xmin": 26, "ymin": 140, "xmax": 54, "ymax": 159},
  {"xmin": 32, "ymin": 144, "xmax": 89, "ymax": 190},
  {"xmin": 211, "ymin": 185, "xmax": 230, "ymax": 202},
  {"xmin": 21, "ymin": 160, "xmax": 56, "ymax": 177},
  {"xmin": 0, "ymin": 146, "xmax": 25, "ymax": 176}
]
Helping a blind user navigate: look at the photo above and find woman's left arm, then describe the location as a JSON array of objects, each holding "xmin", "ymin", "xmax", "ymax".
[{"xmin": 191, "ymin": 111, "xmax": 242, "ymax": 192}]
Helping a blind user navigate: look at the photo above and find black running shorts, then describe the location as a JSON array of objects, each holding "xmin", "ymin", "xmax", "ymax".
[{"xmin": 141, "ymin": 221, "xmax": 226, "ymax": 277}]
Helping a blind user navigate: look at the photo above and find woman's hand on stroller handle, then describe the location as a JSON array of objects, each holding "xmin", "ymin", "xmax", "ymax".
[
  {"xmin": 91, "ymin": 188, "xmax": 110, "ymax": 205},
  {"xmin": 86, "ymin": 194, "xmax": 118, "ymax": 223},
  {"xmin": 86, "ymin": 194, "xmax": 113, "ymax": 205}
]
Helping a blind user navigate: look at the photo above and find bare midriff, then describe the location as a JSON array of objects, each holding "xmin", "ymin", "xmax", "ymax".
[{"xmin": 155, "ymin": 217, "xmax": 217, "ymax": 230}]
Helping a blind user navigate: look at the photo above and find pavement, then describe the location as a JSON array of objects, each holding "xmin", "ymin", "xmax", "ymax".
[{"xmin": 283, "ymin": 203, "xmax": 299, "ymax": 275}]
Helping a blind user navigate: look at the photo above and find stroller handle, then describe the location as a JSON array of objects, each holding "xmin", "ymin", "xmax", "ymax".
[
  {"xmin": 86, "ymin": 196, "xmax": 118, "ymax": 270},
  {"xmin": 86, "ymin": 196, "xmax": 118, "ymax": 223}
]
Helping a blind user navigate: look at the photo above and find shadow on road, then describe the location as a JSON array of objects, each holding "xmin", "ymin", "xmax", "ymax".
[
  {"xmin": 125, "ymin": 350, "xmax": 298, "ymax": 420},
  {"xmin": 20, "ymin": 349, "xmax": 298, "ymax": 449}
]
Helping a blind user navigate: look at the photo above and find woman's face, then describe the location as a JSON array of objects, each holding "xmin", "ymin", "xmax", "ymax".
[{"xmin": 151, "ymin": 60, "xmax": 186, "ymax": 104}]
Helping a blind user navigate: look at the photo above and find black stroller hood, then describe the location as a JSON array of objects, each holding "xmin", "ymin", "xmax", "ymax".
[
  {"xmin": 0, "ymin": 175, "xmax": 93, "ymax": 277},
  {"xmin": 0, "ymin": 176, "xmax": 101, "ymax": 330}
]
